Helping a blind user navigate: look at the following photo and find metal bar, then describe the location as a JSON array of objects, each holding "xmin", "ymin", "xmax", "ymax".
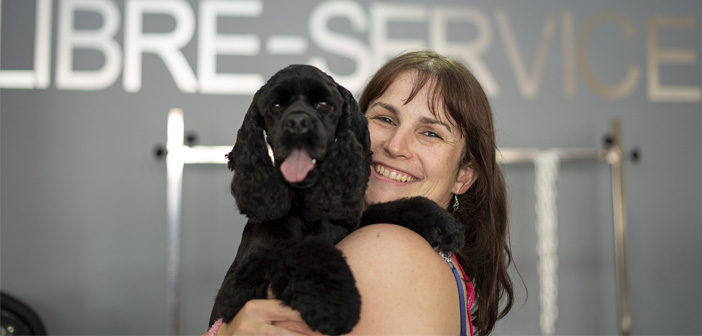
[
  {"xmin": 498, "ymin": 147, "xmax": 611, "ymax": 164},
  {"xmin": 166, "ymin": 108, "xmax": 185, "ymax": 335},
  {"xmin": 182, "ymin": 146, "xmax": 232, "ymax": 164},
  {"xmin": 609, "ymin": 118, "xmax": 632, "ymax": 336},
  {"xmin": 173, "ymin": 144, "xmax": 615, "ymax": 167}
]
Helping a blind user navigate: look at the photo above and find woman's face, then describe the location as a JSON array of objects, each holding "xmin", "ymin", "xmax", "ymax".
[{"xmin": 364, "ymin": 71, "xmax": 475, "ymax": 208}]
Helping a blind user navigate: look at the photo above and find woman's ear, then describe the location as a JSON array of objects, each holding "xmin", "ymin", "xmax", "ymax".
[{"xmin": 452, "ymin": 163, "xmax": 477, "ymax": 195}]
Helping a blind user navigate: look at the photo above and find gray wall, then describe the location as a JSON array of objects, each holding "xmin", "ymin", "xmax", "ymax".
[{"xmin": 1, "ymin": 0, "xmax": 700, "ymax": 334}]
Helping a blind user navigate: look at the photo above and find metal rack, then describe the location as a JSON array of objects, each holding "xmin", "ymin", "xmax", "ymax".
[{"xmin": 157, "ymin": 108, "xmax": 635, "ymax": 335}]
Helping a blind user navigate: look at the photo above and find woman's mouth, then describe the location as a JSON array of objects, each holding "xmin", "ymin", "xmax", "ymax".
[{"xmin": 373, "ymin": 163, "xmax": 417, "ymax": 183}]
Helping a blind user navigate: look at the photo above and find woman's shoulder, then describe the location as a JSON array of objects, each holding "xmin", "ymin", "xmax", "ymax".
[
  {"xmin": 338, "ymin": 223, "xmax": 446, "ymax": 266},
  {"xmin": 337, "ymin": 224, "xmax": 460, "ymax": 334}
]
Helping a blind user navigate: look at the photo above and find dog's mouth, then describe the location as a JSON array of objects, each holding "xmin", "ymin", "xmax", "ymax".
[
  {"xmin": 280, "ymin": 148, "xmax": 316, "ymax": 183},
  {"xmin": 264, "ymin": 132, "xmax": 320, "ymax": 184}
]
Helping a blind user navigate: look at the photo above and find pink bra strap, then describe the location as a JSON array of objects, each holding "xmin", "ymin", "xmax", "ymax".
[{"xmin": 453, "ymin": 254, "xmax": 475, "ymax": 336}]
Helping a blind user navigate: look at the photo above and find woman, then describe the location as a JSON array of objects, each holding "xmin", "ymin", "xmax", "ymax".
[{"xmin": 208, "ymin": 51, "xmax": 515, "ymax": 335}]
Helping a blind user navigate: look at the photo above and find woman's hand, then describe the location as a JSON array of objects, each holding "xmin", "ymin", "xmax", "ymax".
[{"xmin": 203, "ymin": 299, "xmax": 322, "ymax": 336}]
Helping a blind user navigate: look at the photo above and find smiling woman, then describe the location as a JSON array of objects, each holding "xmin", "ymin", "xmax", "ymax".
[{"xmin": 354, "ymin": 51, "xmax": 515, "ymax": 335}]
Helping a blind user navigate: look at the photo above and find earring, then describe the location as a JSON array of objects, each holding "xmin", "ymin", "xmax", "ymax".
[{"xmin": 453, "ymin": 194, "xmax": 460, "ymax": 211}]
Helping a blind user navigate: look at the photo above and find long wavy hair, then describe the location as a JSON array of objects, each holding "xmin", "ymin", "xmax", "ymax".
[{"xmin": 359, "ymin": 50, "xmax": 515, "ymax": 335}]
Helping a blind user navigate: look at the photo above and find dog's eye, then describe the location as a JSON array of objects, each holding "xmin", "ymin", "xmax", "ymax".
[
  {"xmin": 270, "ymin": 103, "xmax": 283, "ymax": 114},
  {"xmin": 316, "ymin": 101, "xmax": 333, "ymax": 113}
]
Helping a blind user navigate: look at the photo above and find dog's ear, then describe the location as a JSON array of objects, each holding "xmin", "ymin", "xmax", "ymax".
[
  {"xmin": 227, "ymin": 90, "xmax": 293, "ymax": 222},
  {"xmin": 302, "ymin": 84, "xmax": 371, "ymax": 226}
]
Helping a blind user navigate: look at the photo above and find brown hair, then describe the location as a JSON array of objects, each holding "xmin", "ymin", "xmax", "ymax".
[{"xmin": 359, "ymin": 51, "xmax": 515, "ymax": 335}]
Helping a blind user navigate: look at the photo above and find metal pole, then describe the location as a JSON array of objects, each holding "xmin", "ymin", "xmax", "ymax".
[
  {"xmin": 498, "ymin": 148, "xmax": 609, "ymax": 164},
  {"xmin": 607, "ymin": 118, "xmax": 631, "ymax": 335},
  {"xmin": 163, "ymin": 109, "xmax": 232, "ymax": 335},
  {"xmin": 166, "ymin": 109, "xmax": 185, "ymax": 335}
]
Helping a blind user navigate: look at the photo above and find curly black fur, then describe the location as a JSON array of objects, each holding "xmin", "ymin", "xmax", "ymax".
[{"xmin": 210, "ymin": 65, "xmax": 465, "ymax": 334}]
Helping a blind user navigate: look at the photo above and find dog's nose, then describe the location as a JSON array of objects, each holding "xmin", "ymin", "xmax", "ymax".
[{"xmin": 283, "ymin": 112, "xmax": 313, "ymax": 134}]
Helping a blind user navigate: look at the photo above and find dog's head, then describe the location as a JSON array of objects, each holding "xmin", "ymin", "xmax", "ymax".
[
  {"xmin": 256, "ymin": 65, "xmax": 345, "ymax": 187},
  {"xmin": 228, "ymin": 65, "xmax": 371, "ymax": 223}
]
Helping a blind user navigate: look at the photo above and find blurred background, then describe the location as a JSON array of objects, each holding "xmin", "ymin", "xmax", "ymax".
[{"xmin": 1, "ymin": 0, "xmax": 700, "ymax": 334}]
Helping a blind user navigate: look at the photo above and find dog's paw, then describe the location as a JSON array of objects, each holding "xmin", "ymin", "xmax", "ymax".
[
  {"xmin": 269, "ymin": 240, "xmax": 360, "ymax": 335},
  {"xmin": 296, "ymin": 287, "xmax": 360, "ymax": 335},
  {"xmin": 364, "ymin": 197, "xmax": 466, "ymax": 254},
  {"xmin": 411, "ymin": 200, "xmax": 465, "ymax": 253},
  {"xmin": 427, "ymin": 213, "xmax": 465, "ymax": 254}
]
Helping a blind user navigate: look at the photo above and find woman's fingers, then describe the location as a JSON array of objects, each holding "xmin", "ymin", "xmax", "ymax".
[
  {"xmin": 259, "ymin": 324, "xmax": 312, "ymax": 335},
  {"xmin": 247, "ymin": 299, "xmax": 304, "ymax": 322},
  {"xmin": 253, "ymin": 300, "xmax": 323, "ymax": 335},
  {"xmin": 213, "ymin": 299, "xmax": 314, "ymax": 336},
  {"xmin": 272, "ymin": 321, "xmax": 324, "ymax": 336},
  {"xmin": 218, "ymin": 321, "xmax": 309, "ymax": 336}
]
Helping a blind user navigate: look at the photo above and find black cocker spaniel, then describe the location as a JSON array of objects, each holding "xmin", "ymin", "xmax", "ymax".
[{"xmin": 210, "ymin": 65, "xmax": 465, "ymax": 334}]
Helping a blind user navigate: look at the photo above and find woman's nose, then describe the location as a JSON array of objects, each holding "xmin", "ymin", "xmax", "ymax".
[{"xmin": 384, "ymin": 128, "xmax": 412, "ymax": 158}]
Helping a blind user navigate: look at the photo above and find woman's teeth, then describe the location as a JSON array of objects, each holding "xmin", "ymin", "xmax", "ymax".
[{"xmin": 374, "ymin": 164, "xmax": 415, "ymax": 183}]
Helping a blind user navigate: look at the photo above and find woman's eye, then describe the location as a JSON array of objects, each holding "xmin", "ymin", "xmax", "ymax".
[
  {"xmin": 423, "ymin": 130, "xmax": 442, "ymax": 139},
  {"xmin": 316, "ymin": 101, "xmax": 333, "ymax": 113},
  {"xmin": 270, "ymin": 103, "xmax": 283, "ymax": 113},
  {"xmin": 375, "ymin": 116, "xmax": 394, "ymax": 125}
]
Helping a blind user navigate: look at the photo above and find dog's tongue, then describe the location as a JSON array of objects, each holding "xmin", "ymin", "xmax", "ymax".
[{"xmin": 280, "ymin": 149, "xmax": 314, "ymax": 183}]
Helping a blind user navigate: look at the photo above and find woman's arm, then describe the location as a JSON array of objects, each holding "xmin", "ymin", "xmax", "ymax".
[
  {"xmin": 209, "ymin": 223, "xmax": 461, "ymax": 335},
  {"xmin": 337, "ymin": 223, "xmax": 462, "ymax": 335}
]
